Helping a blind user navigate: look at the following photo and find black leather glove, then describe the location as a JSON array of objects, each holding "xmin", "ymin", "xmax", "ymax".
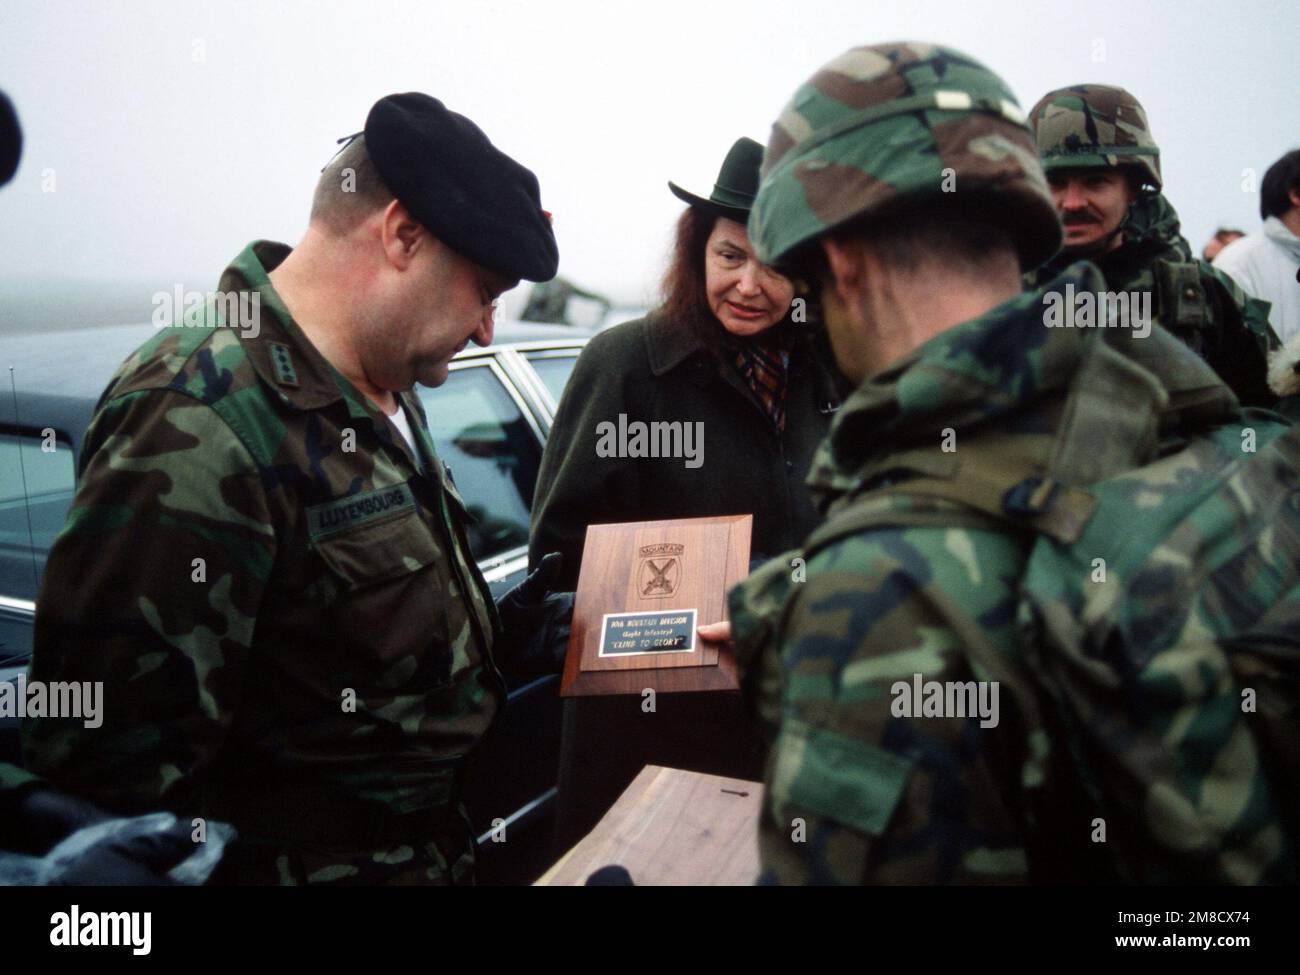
[{"xmin": 495, "ymin": 552, "xmax": 574, "ymax": 680}]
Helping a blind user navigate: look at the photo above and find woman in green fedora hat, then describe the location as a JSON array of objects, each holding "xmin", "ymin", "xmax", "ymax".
[{"xmin": 528, "ymin": 136, "xmax": 845, "ymax": 849}]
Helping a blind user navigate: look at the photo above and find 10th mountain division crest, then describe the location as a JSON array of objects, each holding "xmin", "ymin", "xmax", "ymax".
[{"xmin": 638, "ymin": 543, "xmax": 684, "ymax": 598}]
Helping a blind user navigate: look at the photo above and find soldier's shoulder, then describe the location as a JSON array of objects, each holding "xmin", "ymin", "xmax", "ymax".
[
  {"xmin": 808, "ymin": 518, "xmax": 1017, "ymax": 588},
  {"xmin": 85, "ymin": 325, "xmax": 281, "ymax": 470},
  {"xmin": 105, "ymin": 323, "xmax": 256, "ymax": 409},
  {"xmin": 783, "ymin": 513, "xmax": 1024, "ymax": 662}
]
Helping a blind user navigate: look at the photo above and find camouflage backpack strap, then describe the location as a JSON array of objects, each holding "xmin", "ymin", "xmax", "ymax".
[
  {"xmin": 854, "ymin": 451, "xmax": 1095, "ymax": 543},
  {"xmin": 893, "ymin": 334, "xmax": 1166, "ymax": 541},
  {"xmin": 803, "ymin": 477, "xmax": 1008, "ymax": 557},
  {"xmin": 807, "ymin": 331, "xmax": 1167, "ymax": 559}
]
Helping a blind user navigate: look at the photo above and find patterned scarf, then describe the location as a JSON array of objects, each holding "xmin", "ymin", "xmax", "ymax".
[{"xmin": 732, "ymin": 330, "xmax": 791, "ymax": 433}]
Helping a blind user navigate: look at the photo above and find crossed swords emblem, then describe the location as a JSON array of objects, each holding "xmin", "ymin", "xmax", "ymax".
[{"xmin": 642, "ymin": 557, "xmax": 678, "ymax": 596}]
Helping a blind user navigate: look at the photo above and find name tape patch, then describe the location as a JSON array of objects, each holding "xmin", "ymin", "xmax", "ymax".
[{"xmin": 306, "ymin": 482, "xmax": 415, "ymax": 538}]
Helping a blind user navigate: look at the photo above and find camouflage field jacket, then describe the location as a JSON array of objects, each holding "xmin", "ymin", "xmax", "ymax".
[
  {"xmin": 727, "ymin": 260, "xmax": 1243, "ymax": 884},
  {"xmin": 22, "ymin": 241, "xmax": 504, "ymax": 884}
]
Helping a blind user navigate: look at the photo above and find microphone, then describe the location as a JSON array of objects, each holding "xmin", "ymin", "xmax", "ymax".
[{"xmin": 585, "ymin": 864, "xmax": 634, "ymax": 885}]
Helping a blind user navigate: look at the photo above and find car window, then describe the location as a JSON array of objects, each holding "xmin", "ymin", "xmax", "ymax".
[
  {"xmin": 0, "ymin": 432, "xmax": 75, "ymax": 602},
  {"xmin": 418, "ymin": 363, "xmax": 541, "ymax": 563},
  {"xmin": 522, "ymin": 351, "xmax": 581, "ymax": 405}
]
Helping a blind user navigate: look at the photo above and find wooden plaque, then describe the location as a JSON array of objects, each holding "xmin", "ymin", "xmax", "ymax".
[
  {"xmin": 560, "ymin": 514, "xmax": 751, "ymax": 697},
  {"xmin": 534, "ymin": 765, "xmax": 762, "ymax": 886}
]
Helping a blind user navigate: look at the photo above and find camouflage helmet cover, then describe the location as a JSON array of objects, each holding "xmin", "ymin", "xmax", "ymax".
[
  {"xmin": 750, "ymin": 42, "xmax": 1062, "ymax": 271},
  {"xmin": 1029, "ymin": 84, "xmax": 1162, "ymax": 190}
]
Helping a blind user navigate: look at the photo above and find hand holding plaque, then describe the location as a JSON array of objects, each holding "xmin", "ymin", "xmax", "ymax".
[{"xmin": 559, "ymin": 515, "xmax": 751, "ymax": 696}]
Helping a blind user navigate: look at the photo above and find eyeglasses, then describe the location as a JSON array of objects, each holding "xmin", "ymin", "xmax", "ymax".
[{"xmin": 477, "ymin": 268, "xmax": 517, "ymax": 320}]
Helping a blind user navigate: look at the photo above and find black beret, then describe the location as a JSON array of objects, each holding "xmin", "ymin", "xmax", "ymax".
[
  {"xmin": 364, "ymin": 93, "xmax": 558, "ymax": 282},
  {"xmin": 0, "ymin": 91, "xmax": 21, "ymax": 188}
]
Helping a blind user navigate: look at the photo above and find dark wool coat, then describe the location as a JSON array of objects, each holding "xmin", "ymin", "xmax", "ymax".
[
  {"xmin": 528, "ymin": 308, "xmax": 845, "ymax": 848},
  {"xmin": 530, "ymin": 309, "xmax": 844, "ymax": 589}
]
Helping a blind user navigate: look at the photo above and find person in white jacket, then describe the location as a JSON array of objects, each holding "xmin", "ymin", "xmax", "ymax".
[{"xmin": 1214, "ymin": 149, "xmax": 1300, "ymax": 350}]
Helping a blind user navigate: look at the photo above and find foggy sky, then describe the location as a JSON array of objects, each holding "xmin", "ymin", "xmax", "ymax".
[{"xmin": 1, "ymin": 0, "xmax": 1296, "ymax": 318}]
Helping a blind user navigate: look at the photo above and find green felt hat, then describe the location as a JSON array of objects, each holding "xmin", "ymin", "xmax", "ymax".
[{"xmin": 668, "ymin": 136, "xmax": 764, "ymax": 223}]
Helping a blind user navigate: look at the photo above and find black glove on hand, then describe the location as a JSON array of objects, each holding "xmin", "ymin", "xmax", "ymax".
[{"xmin": 494, "ymin": 552, "xmax": 574, "ymax": 680}]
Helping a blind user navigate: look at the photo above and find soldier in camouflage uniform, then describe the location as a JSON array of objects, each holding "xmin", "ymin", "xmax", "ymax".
[
  {"xmin": 1024, "ymin": 84, "xmax": 1279, "ymax": 407},
  {"xmin": 703, "ymin": 42, "xmax": 1287, "ymax": 884},
  {"xmin": 4, "ymin": 93, "xmax": 561, "ymax": 884}
]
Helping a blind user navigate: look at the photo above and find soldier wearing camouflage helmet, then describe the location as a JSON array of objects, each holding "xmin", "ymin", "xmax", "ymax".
[
  {"xmin": 700, "ymin": 42, "xmax": 1285, "ymax": 884},
  {"xmin": 1032, "ymin": 84, "xmax": 1161, "ymax": 251},
  {"xmin": 1026, "ymin": 84, "xmax": 1280, "ymax": 407}
]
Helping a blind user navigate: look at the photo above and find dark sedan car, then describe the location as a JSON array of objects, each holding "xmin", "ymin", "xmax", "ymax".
[{"xmin": 0, "ymin": 318, "xmax": 591, "ymax": 884}]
